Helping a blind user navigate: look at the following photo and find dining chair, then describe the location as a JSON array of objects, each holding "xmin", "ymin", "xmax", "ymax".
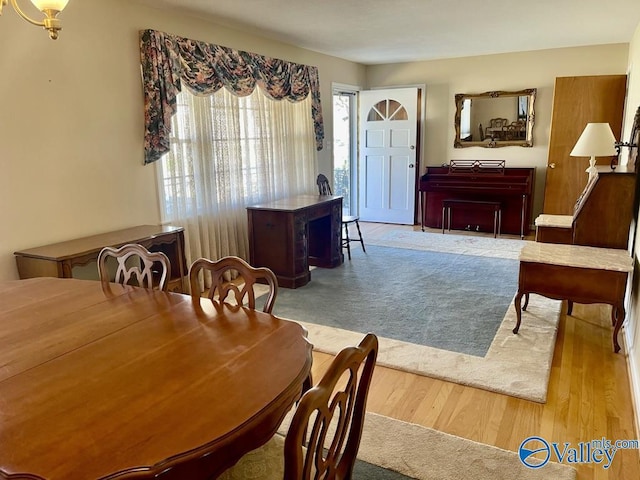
[
  {"xmin": 486, "ymin": 117, "xmax": 509, "ymax": 140},
  {"xmin": 188, "ymin": 256, "xmax": 278, "ymax": 313},
  {"xmin": 316, "ymin": 174, "xmax": 366, "ymax": 260},
  {"xmin": 218, "ymin": 332, "xmax": 379, "ymax": 480},
  {"xmin": 97, "ymin": 243, "xmax": 171, "ymax": 291}
]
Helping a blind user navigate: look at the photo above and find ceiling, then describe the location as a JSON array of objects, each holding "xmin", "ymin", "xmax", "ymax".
[{"xmin": 138, "ymin": 0, "xmax": 640, "ymax": 65}]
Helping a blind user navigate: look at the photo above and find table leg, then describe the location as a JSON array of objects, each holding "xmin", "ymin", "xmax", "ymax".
[
  {"xmin": 612, "ymin": 304, "xmax": 624, "ymax": 353},
  {"xmin": 520, "ymin": 194, "xmax": 526, "ymax": 239},
  {"xmin": 513, "ymin": 291, "xmax": 524, "ymax": 334},
  {"xmin": 567, "ymin": 300, "xmax": 573, "ymax": 316},
  {"xmin": 493, "ymin": 210, "xmax": 498, "ymax": 238},
  {"xmin": 421, "ymin": 192, "xmax": 426, "ymax": 232},
  {"xmin": 522, "ymin": 292, "xmax": 529, "ymax": 311}
]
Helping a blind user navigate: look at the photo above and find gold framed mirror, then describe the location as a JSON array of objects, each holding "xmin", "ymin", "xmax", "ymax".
[{"xmin": 454, "ymin": 89, "xmax": 536, "ymax": 148}]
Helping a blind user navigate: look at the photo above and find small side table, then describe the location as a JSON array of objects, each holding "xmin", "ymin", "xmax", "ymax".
[{"xmin": 513, "ymin": 242, "xmax": 633, "ymax": 353}]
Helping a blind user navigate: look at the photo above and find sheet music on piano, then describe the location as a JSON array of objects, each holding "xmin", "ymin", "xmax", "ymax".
[{"xmin": 448, "ymin": 159, "xmax": 505, "ymax": 175}]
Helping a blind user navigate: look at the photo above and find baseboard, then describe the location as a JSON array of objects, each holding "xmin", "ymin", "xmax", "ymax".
[{"xmin": 623, "ymin": 326, "xmax": 640, "ymax": 438}]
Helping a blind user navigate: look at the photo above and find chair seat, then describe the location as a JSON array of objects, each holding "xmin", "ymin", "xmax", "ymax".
[
  {"xmin": 342, "ymin": 215, "xmax": 359, "ymax": 223},
  {"xmin": 218, "ymin": 434, "xmax": 287, "ymax": 479}
]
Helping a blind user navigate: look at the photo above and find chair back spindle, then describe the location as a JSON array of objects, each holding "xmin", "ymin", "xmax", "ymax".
[
  {"xmin": 189, "ymin": 256, "xmax": 278, "ymax": 313},
  {"xmin": 97, "ymin": 244, "xmax": 170, "ymax": 291}
]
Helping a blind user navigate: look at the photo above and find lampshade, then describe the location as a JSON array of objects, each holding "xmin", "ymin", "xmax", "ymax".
[
  {"xmin": 570, "ymin": 123, "xmax": 617, "ymax": 157},
  {"xmin": 30, "ymin": 0, "xmax": 69, "ymax": 12}
]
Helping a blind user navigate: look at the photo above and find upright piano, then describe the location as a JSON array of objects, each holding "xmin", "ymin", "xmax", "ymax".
[{"xmin": 419, "ymin": 160, "xmax": 535, "ymax": 238}]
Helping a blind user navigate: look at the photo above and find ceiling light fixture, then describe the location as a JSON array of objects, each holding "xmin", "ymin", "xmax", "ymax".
[{"xmin": 0, "ymin": 0, "xmax": 69, "ymax": 40}]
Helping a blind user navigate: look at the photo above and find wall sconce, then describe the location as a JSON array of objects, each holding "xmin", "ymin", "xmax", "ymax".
[
  {"xmin": 570, "ymin": 123, "xmax": 617, "ymax": 181},
  {"xmin": 615, "ymin": 140, "xmax": 638, "ymax": 157},
  {"xmin": 0, "ymin": 0, "xmax": 69, "ymax": 40}
]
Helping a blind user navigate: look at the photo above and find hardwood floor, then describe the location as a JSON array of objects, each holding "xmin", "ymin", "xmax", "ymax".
[{"xmin": 309, "ymin": 222, "xmax": 639, "ymax": 480}]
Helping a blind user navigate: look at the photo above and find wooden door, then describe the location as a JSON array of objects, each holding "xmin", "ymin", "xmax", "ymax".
[
  {"xmin": 543, "ymin": 75, "xmax": 627, "ymax": 214},
  {"xmin": 358, "ymin": 88, "xmax": 418, "ymax": 224}
]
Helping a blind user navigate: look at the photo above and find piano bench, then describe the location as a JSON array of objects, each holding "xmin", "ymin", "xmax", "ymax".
[{"xmin": 442, "ymin": 199, "xmax": 502, "ymax": 238}]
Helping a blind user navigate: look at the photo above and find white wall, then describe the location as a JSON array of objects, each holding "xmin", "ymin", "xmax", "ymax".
[
  {"xmin": 0, "ymin": 0, "xmax": 365, "ymax": 281},
  {"xmin": 623, "ymin": 21, "xmax": 640, "ymax": 437},
  {"xmin": 365, "ymin": 45, "xmax": 629, "ymax": 219}
]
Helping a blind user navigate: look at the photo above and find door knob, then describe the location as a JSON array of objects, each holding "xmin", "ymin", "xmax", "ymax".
[
  {"xmin": 409, "ymin": 164, "xmax": 414, "ymax": 168},
  {"xmin": 410, "ymin": 145, "xmax": 415, "ymax": 150},
  {"xmin": 548, "ymin": 163, "xmax": 556, "ymax": 169}
]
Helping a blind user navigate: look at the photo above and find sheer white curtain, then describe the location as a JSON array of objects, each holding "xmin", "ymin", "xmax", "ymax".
[{"xmin": 158, "ymin": 86, "xmax": 317, "ymax": 267}]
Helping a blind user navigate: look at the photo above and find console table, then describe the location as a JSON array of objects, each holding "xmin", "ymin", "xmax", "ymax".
[
  {"xmin": 513, "ymin": 242, "xmax": 633, "ymax": 353},
  {"xmin": 247, "ymin": 195, "xmax": 344, "ymax": 288},
  {"xmin": 14, "ymin": 225, "xmax": 187, "ymax": 292}
]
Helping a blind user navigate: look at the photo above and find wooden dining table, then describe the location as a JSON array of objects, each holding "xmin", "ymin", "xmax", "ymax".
[{"xmin": 0, "ymin": 278, "xmax": 313, "ymax": 480}]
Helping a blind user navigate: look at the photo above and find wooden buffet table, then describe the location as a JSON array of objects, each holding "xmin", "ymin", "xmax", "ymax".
[
  {"xmin": 14, "ymin": 225, "xmax": 187, "ymax": 292},
  {"xmin": 247, "ymin": 195, "xmax": 344, "ymax": 288},
  {"xmin": 0, "ymin": 278, "xmax": 312, "ymax": 480},
  {"xmin": 513, "ymin": 242, "xmax": 633, "ymax": 353}
]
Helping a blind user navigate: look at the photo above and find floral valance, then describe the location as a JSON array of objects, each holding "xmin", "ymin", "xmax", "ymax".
[{"xmin": 139, "ymin": 29, "xmax": 324, "ymax": 165}]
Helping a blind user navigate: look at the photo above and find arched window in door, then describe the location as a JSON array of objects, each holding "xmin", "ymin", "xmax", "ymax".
[{"xmin": 366, "ymin": 99, "xmax": 408, "ymax": 122}]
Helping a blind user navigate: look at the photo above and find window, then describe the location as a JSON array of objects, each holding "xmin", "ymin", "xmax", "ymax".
[{"xmin": 157, "ymin": 86, "xmax": 316, "ymax": 263}]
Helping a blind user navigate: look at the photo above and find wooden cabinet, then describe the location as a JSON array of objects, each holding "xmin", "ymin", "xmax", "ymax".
[
  {"xmin": 247, "ymin": 195, "xmax": 343, "ymax": 288},
  {"xmin": 536, "ymin": 166, "xmax": 637, "ymax": 250},
  {"xmin": 14, "ymin": 225, "xmax": 187, "ymax": 292},
  {"xmin": 572, "ymin": 167, "xmax": 636, "ymax": 249},
  {"xmin": 543, "ymin": 75, "xmax": 627, "ymax": 215}
]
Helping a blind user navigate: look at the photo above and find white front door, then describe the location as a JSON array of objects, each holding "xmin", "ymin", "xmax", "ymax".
[{"xmin": 358, "ymin": 87, "xmax": 418, "ymax": 224}]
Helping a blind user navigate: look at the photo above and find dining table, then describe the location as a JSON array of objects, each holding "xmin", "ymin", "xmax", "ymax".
[{"xmin": 0, "ymin": 277, "xmax": 313, "ymax": 480}]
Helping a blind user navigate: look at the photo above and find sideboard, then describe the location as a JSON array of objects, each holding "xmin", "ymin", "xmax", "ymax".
[{"xmin": 14, "ymin": 225, "xmax": 187, "ymax": 292}]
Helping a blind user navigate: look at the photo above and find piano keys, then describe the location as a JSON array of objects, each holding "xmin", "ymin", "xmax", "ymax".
[{"xmin": 419, "ymin": 160, "xmax": 535, "ymax": 238}]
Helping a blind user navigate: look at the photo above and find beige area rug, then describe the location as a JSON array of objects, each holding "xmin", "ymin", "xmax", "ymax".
[
  {"xmin": 261, "ymin": 229, "xmax": 562, "ymax": 402},
  {"xmin": 299, "ymin": 292, "xmax": 560, "ymax": 403},
  {"xmin": 277, "ymin": 411, "xmax": 576, "ymax": 480},
  {"xmin": 367, "ymin": 228, "xmax": 528, "ymax": 259}
]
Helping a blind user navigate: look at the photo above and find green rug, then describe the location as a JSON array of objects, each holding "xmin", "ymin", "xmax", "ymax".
[{"xmin": 272, "ymin": 245, "xmax": 518, "ymax": 357}]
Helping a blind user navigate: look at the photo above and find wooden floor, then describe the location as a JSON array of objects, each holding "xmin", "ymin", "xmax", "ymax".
[{"xmin": 309, "ymin": 222, "xmax": 639, "ymax": 480}]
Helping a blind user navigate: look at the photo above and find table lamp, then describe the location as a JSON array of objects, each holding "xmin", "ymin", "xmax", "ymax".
[{"xmin": 570, "ymin": 123, "xmax": 617, "ymax": 181}]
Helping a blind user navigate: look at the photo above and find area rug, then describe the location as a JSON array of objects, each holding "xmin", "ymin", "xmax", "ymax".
[
  {"xmin": 367, "ymin": 228, "xmax": 527, "ymax": 259},
  {"xmin": 277, "ymin": 412, "xmax": 576, "ymax": 480},
  {"xmin": 297, "ymin": 294, "xmax": 560, "ymax": 402},
  {"xmin": 273, "ymin": 245, "xmax": 518, "ymax": 357},
  {"xmin": 270, "ymin": 231, "xmax": 562, "ymax": 403}
]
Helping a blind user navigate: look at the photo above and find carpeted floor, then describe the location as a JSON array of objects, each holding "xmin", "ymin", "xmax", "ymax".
[
  {"xmin": 263, "ymin": 231, "xmax": 562, "ymax": 402},
  {"xmin": 277, "ymin": 412, "xmax": 577, "ymax": 480},
  {"xmin": 369, "ymin": 229, "xmax": 527, "ymax": 259},
  {"xmin": 272, "ymin": 245, "xmax": 518, "ymax": 357}
]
